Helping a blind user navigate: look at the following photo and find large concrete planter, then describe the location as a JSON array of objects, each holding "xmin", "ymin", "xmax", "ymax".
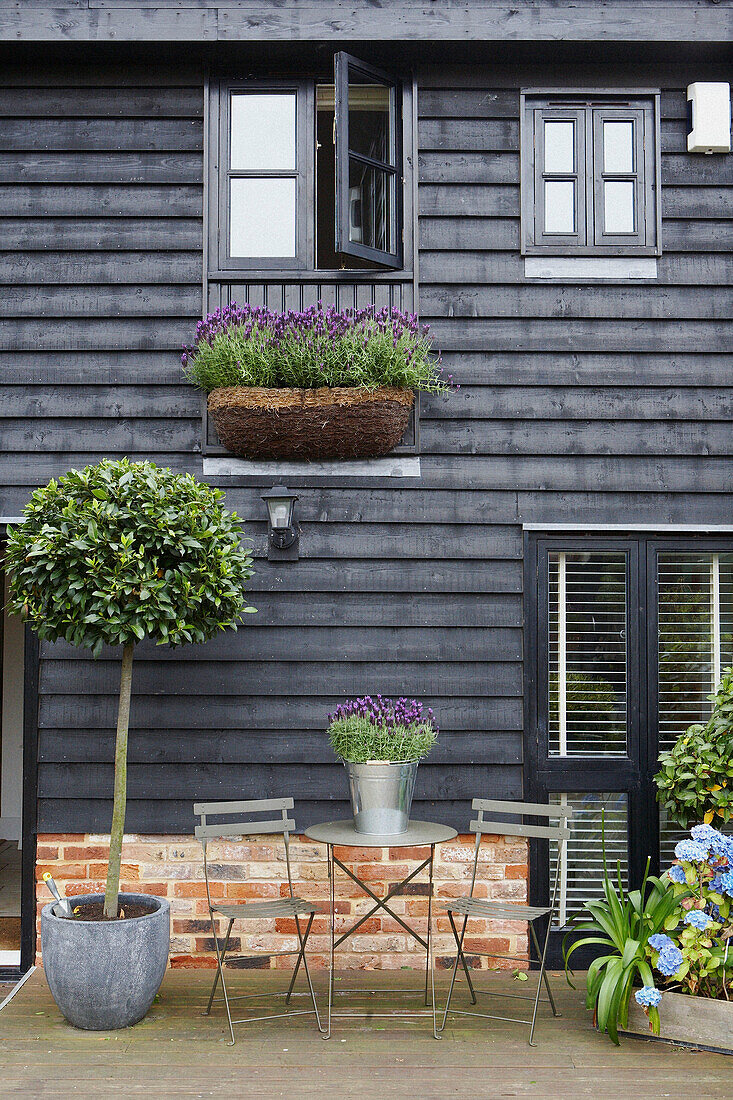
[
  {"xmin": 41, "ymin": 892, "xmax": 170, "ymax": 1031},
  {"xmin": 623, "ymin": 990, "xmax": 733, "ymax": 1054}
]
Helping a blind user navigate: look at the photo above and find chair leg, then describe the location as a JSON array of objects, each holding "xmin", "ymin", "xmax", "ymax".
[
  {"xmin": 295, "ymin": 914, "xmax": 324, "ymax": 1034},
  {"xmin": 529, "ymin": 921, "xmax": 560, "ymax": 1017},
  {"xmin": 528, "ymin": 917, "xmax": 554, "ymax": 1047},
  {"xmin": 207, "ymin": 915, "xmax": 235, "ymax": 1046},
  {"xmin": 439, "ymin": 912, "xmax": 476, "ymax": 1034},
  {"xmin": 450, "ymin": 912, "xmax": 477, "ymax": 1003}
]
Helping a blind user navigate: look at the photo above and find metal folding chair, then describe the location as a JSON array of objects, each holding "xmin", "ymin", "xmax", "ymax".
[
  {"xmin": 438, "ymin": 797, "xmax": 573, "ymax": 1044},
  {"xmin": 194, "ymin": 797, "xmax": 323, "ymax": 1043}
]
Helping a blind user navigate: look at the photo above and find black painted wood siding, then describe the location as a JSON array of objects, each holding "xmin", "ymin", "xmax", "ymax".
[{"xmin": 2, "ymin": 55, "xmax": 730, "ymax": 834}]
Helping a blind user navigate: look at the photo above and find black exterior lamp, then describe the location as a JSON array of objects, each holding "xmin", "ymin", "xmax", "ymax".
[{"xmin": 261, "ymin": 485, "xmax": 300, "ymax": 561}]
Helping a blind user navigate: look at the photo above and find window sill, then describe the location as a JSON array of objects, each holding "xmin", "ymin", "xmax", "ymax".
[
  {"xmin": 524, "ymin": 256, "xmax": 658, "ymax": 280},
  {"xmin": 202, "ymin": 456, "xmax": 421, "ymax": 480}
]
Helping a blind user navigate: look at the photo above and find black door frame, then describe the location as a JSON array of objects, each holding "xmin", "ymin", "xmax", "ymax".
[{"xmin": 524, "ymin": 530, "xmax": 733, "ymax": 968}]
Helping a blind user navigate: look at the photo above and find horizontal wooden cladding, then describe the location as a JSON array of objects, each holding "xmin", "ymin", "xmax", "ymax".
[
  {"xmin": 421, "ymin": 284, "xmax": 733, "ymax": 321},
  {"xmin": 39, "ymin": 657, "xmax": 522, "ymax": 695},
  {"xmin": 0, "ymin": 350, "xmax": 189, "ymax": 384},
  {"xmin": 0, "ymin": 385, "xmax": 199, "ymax": 419},
  {"xmin": 419, "ymin": 419, "xmax": 733, "ymax": 457},
  {"xmin": 435, "ymin": 351, "xmax": 733, "ymax": 388},
  {"xmin": 417, "ymin": 88, "xmax": 688, "ymax": 120},
  {"xmin": 418, "ymin": 117, "xmax": 691, "ymax": 153},
  {"xmin": 427, "ymin": 318, "xmax": 733, "ymax": 353},
  {"xmin": 37, "ymin": 763, "xmax": 521, "ymax": 805},
  {"xmin": 38, "ymin": 695, "xmax": 523, "ymax": 733},
  {"xmin": 0, "ymin": 218, "xmax": 202, "ymax": 250},
  {"xmin": 420, "ymin": 252, "xmax": 733, "ymax": 286},
  {"xmin": 419, "ymin": 184, "xmax": 733, "ymax": 221},
  {"xmin": 0, "ymin": 86, "xmax": 203, "ymax": 118},
  {"xmin": 0, "ymin": 118, "xmax": 202, "ymax": 151},
  {"xmin": 41, "ymin": 629, "xmax": 521, "ymax": 669},
  {"xmin": 420, "ymin": 217, "xmax": 733, "ymax": 252},
  {"xmin": 0, "ymin": 152, "xmax": 203, "ymax": 184},
  {"xmin": 419, "ymin": 153, "xmax": 733, "ymax": 187},
  {"xmin": 0, "ymin": 285, "xmax": 201, "ymax": 318},
  {"xmin": 0, "ymin": 417, "xmax": 199, "ymax": 454},
  {"xmin": 0, "ymin": 184, "xmax": 203, "ymax": 217},
  {"xmin": 422, "ymin": 387, "xmax": 733, "ymax": 422},
  {"xmin": 38, "ymin": 728, "xmax": 522, "ymax": 766},
  {"xmin": 0, "ymin": 252, "xmax": 203, "ymax": 286},
  {"xmin": 0, "ymin": 318, "xmax": 194, "ymax": 351}
]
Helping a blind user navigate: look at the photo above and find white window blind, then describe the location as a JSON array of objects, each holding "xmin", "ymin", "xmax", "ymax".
[
  {"xmin": 548, "ymin": 551, "xmax": 628, "ymax": 757},
  {"xmin": 657, "ymin": 551, "xmax": 733, "ymax": 862},
  {"xmin": 549, "ymin": 792, "xmax": 628, "ymax": 927}
]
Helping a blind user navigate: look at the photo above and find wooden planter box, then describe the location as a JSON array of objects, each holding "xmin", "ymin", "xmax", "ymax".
[
  {"xmin": 207, "ymin": 385, "xmax": 415, "ymax": 460},
  {"xmin": 623, "ymin": 990, "xmax": 733, "ymax": 1054}
]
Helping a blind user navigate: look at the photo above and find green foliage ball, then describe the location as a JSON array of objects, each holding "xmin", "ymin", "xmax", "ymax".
[
  {"xmin": 654, "ymin": 667, "xmax": 733, "ymax": 828},
  {"xmin": 6, "ymin": 459, "xmax": 255, "ymax": 656}
]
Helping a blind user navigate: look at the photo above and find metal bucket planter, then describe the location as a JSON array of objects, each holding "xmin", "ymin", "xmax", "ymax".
[
  {"xmin": 346, "ymin": 760, "xmax": 418, "ymax": 835},
  {"xmin": 41, "ymin": 893, "xmax": 170, "ymax": 1031},
  {"xmin": 207, "ymin": 385, "xmax": 414, "ymax": 460},
  {"xmin": 623, "ymin": 991, "xmax": 733, "ymax": 1055}
]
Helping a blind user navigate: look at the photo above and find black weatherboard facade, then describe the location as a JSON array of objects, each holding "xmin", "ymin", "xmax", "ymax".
[{"xmin": 0, "ymin": 2, "xmax": 731, "ymax": 965}]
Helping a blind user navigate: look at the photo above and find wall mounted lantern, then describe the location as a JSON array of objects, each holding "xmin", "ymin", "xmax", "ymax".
[{"xmin": 261, "ymin": 485, "xmax": 300, "ymax": 561}]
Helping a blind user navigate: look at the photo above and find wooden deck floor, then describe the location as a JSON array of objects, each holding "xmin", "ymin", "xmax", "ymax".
[{"xmin": 1, "ymin": 968, "xmax": 731, "ymax": 1098}]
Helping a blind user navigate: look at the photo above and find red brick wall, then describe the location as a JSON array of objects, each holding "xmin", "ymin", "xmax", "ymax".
[{"xmin": 36, "ymin": 833, "xmax": 529, "ymax": 970}]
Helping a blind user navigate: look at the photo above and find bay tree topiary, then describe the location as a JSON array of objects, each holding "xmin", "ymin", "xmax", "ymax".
[
  {"xmin": 654, "ymin": 667, "xmax": 733, "ymax": 829},
  {"xmin": 6, "ymin": 459, "xmax": 255, "ymax": 918}
]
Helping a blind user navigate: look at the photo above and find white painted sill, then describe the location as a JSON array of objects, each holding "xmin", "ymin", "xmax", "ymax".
[{"xmin": 202, "ymin": 456, "xmax": 421, "ymax": 479}]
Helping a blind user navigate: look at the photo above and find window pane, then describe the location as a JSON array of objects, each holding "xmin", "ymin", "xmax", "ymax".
[
  {"xmin": 548, "ymin": 551, "xmax": 628, "ymax": 756},
  {"xmin": 544, "ymin": 180, "xmax": 575, "ymax": 234},
  {"xmin": 348, "ymin": 159, "xmax": 393, "ymax": 252},
  {"xmin": 549, "ymin": 792, "xmax": 628, "ymax": 927},
  {"xmin": 230, "ymin": 93, "xmax": 296, "ymax": 171},
  {"xmin": 544, "ymin": 120, "xmax": 575, "ymax": 173},
  {"xmin": 347, "ymin": 73, "xmax": 394, "ymax": 163},
  {"xmin": 229, "ymin": 177, "xmax": 296, "ymax": 257},
  {"xmin": 657, "ymin": 551, "xmax": 733, "ymax": 754},
  {"xmin": 604, "ymin": 180, "xmax": 635, "ymax": 234},
  {"xmin": 603, "ymin": 120, "xmax": 634, "ymax": 173}
]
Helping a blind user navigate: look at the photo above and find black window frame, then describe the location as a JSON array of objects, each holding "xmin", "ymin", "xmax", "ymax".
[
  {"xmin": 209, "ymin": 58, "xmax": 407, "ymax": 277},
  {"xmin": 524, "ymin": 530, "xmax": 733, "ymax": 967},
  {"xmin": 520, "ymin": 91, "xmax": 661, "ymax": 257},
  {"xmin": 334, "ymin": 52, "xmax": 403, "ymax": 270}
]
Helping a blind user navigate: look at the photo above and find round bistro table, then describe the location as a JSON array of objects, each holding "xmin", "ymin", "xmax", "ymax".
[{"xmin": 304, "ymin": 819, "xmax": 458, "ymax": 1039}]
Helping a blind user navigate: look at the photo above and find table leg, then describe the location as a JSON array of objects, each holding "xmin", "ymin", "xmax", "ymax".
[
  {"xmin": 428, "ymin": 845, "xmax": 440, "ymax": 1039},
  {"xmin": 323, "ymin": 843, "xmax": 334, "ymax": 1041}
]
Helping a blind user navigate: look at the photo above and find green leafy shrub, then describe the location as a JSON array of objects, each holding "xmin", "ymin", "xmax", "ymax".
[
  {"xmin": 182, "ymin": 302, "xmax": 451, "ymax": 393},
  {"xmin": 563, "ymin": 858, "xmax": 683, "ymax": 1044},
  {"xmin": 654, "ymin": 668, "xmax": 733, "ymax": 828},
  {"xmin": 327, "ymin": 696, "xmax": 438, "ymax": 763},
  {"xmin": 6, "ymin": 460, "xmax": 255, "ymax": 917}
]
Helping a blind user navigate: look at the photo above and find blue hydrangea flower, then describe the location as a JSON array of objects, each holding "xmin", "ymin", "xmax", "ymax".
[
  {"xmin": 666, "ymin": 864, "xmax": 687, "ymax": 884},
  {"xmin": 690, "ymin": 823, "xmax": 717, "ymax": 846},
  {"xmin": 648, "ymin": 933, "xmax": 674, "ymax": 952},
  {"xmin": 683, "ymin": 909, "xmax": 712, "ymax": 931},
  {"xmin": 719, "ymin": 870, "xmax": 733, "ymax": 897},
  {"xmin": 635, "ymin": 986, "xmax": 662, "ymax": 1008},
  {"xmin": 656, "ymin": 945, "xmax": 684, "ymax": 977},
  {"xmin": 674, "ymin": 839, "xmax": 709, "ymax": 863}
]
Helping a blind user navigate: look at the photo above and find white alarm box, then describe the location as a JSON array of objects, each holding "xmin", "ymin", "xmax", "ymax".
[{"xmin": 687, "ymin": 83, "xmax": 731, "ymax": 153}]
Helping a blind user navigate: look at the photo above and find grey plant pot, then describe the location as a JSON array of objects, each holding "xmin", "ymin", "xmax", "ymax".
[
  {"xmin": 346, "ymin": 760, "xmax": 419, "ymax": 834},
  {"xmin": 41, "ymin": 892, "xmax": 170, "ymax": 1031}
]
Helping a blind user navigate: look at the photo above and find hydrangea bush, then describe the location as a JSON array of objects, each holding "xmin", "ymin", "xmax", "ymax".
[
  {"xmin": 327, "ymin": 696, "xmax": 438, "ymax": 763},
  {"xmin": 182, "ymin": 302, "xmax": 452, "ymax": 393},
  {"xmin": 635, "ymin": 823, "xmax": 733, "ymax": 1022}
]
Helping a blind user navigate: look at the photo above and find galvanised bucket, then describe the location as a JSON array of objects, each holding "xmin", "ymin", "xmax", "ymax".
[{"xmin": 346, "ymin": 760, "xmax": 418, "ymax": 835}]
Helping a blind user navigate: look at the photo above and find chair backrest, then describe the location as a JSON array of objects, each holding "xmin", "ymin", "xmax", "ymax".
[
  {"xmin": 193, "ymin": 797, "xmax": 298, "ymax": 904},
  {"xmin": 469, "ymin": 798, "xmax": 573, "ymax": 843},
  {"xmin": 194, "ymin": 797, "xmax": 296, "ymax": 842}
]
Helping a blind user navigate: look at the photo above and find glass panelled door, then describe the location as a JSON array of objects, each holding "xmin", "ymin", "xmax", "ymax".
[{"xmin": 526, "ymin": 535, "xmax": 733, "ymax": 965}]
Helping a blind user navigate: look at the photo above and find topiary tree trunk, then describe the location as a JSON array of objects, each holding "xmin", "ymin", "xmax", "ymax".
[{"xmin": 104, "ymin": 642, "xmax": 135, "ymax": 919}]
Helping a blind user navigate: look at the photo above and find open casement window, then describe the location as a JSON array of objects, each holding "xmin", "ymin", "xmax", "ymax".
[
  {"xmin": 526, "ymin": 534, "xmax": 733, "ymax": 966},
  {"xmin": 334, "ymin": 53, "xmax": 403, "ymax": 269},
  {"xmin": 521, "ymin": 93, "xmax": 660, "ymax": 256}
]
